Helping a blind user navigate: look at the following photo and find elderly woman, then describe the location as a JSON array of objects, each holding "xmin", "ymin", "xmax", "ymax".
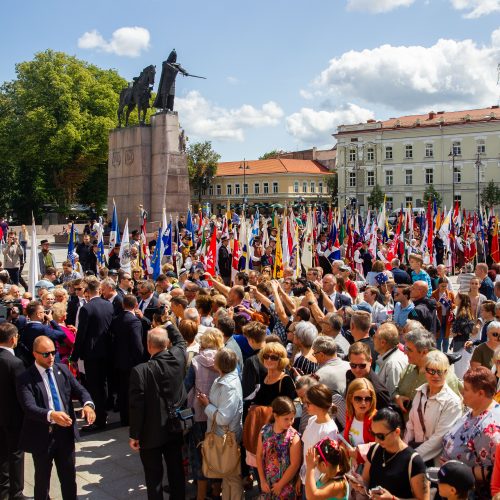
[
  {"xmin": 51, "ymin": 302, "xmax": 76, "ymax": 365},
  {"xmin": 441, "ymin": 367, "xmax": 500, "ymax": 499},
  {"xmin": 53, "ymin": 286, "xmax": 69, "ymax": 304},
  {"xmin": 404, "ymin": 350, "xmax": 462, "ymax": 466},
  {"xmin": 292, "ymin": 320, "xmax": 318, "ymax": 376},
  {"xmin": 197, "ymin": 348, "xmax": 244, "ymax": 499},
  {"xmin": 470, "ymin": 321, "xmax": 500, "ymax": 370},
  {"xmin": 394, "ymin": 327, "xmax": 462, "ymax": 417}
]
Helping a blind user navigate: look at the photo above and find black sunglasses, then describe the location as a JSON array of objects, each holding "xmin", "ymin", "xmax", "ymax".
[
  {"xmin": 425, "ymin": 367, "xmax": 447, "ymax": 377},
  {"xmin": 369, "ymin": 428, "xmax": 395, "ymax": 441},
  {"xmin": 36, "ymin": 350, "xmax": 56, "ymax": 358},
  {"xmin": 353, "ymin": 395, "xmax": 373, "ymax": 403},
  {"xmin": 262, "ymin": 354, "xmax": 280, "ymax": 361},
  {"xmin": 350, "ymin": 363, "xmax": 367, "ymax": 370}
]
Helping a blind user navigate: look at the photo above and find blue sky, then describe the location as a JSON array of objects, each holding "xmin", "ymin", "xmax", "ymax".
[{"xmin": 1, "ymin": 0, "xmax": 500, "ymax": 160}]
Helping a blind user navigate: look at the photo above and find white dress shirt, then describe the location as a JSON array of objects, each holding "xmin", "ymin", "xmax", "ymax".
[{"xmin": 34, "ymin": 362, "xmax": 65, "ymax": 422}]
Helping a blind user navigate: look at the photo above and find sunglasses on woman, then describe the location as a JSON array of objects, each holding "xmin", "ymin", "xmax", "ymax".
[
  {"xmin": 353, "ymin": 395, "xmax": 373, "ymax": 403},
  {"xmin": 369, "ymin": 428, "xmax": 395, "ymax": 441},
  {"xmin": 262, "ymin": 354, "xmax": 280, "ymax": 361},
  {"xmin": 425, "ymin": 367, "xmax": 447, "ymax": 377}
]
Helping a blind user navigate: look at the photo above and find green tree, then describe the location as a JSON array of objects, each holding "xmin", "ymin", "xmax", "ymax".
[
  {"xmin": 422, "ymin": 184, "xmax": 442, "ymax": 207},
  {"xmin": 481, "ymin": 180, "xmax": 500, "ymax": 210},
  {"xmin": 187, "ymin": 141, "xmax": 221, "ymax": 206},
  {"xmin": 367, "ymin": 183, "xmax": 385, "ymax": 210},
  {"xmin": 259, "ymin": 149, "xmax": 286, "ymax": 160},
  {"xmin": 0, "ymin": 50, "xmax": 126, "ymax": 220},
  {"xmin": 324, "ymin": 174, "xmax": 338, "ymax": 206}
]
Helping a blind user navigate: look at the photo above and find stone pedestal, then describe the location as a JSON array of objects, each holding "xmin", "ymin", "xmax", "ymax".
[{"xmin": 107, "ymin": 112, "xmax": 189, "ymax": 228}]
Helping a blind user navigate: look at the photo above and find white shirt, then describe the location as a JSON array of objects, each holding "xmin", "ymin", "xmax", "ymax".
[
  {"xmin": 139, "ymin": 294, "xmax": 153, "ymax": 311},
  {"xmin": 349, "ymin": 417, "xmax": 365, "ymax": 447},
  {"xmin": 35, "ymin": 362, "xmax": 65, "ymax": 422},
  {"xmin": 0, "ymin": 346, "xmax": 15, "ymax": 355},
  {"xmin": 75, "ymin": 297, "xmax": 86, "ymax": 328}
]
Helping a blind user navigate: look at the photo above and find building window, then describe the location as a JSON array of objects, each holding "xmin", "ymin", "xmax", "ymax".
[
  {"xmin": 254, "ymin": 183, "xmax": 260, "ymax": 194},
  {"xmin": 226, "ymin": 185, "xmax": 232, "ymax": 196},
  {"xmin": 367, "ymin": 171, "xmax": 375, "ymax": 186},
  {"xmin": 385, "ymin": 146, "xmax": 393, "ymax": 160},
  {"xmin": 386, "ymin": 196, "xmax": 393, "ymax": 210},
  {"xmin": 244, "ymin": 183, "xmax": 248, "ymax": 195},
  {"xmin": 310, "ymin": 181, "xmax": 315, "ymax": 193},
  {"xmin": 263, "ymin": 182, "xmax": 269, "ymax": 194},
  {"xmin": 454, "ymin": 166, "xmax": 461, "ymax": 183},
  {"xmin": 216, "ymin": 185, "xmax": 221, "ymax": 196},
  {"xmin": 405, "ymin": 169, "xmax": 413, "ymax": 185},
  {"xmin": 477, "ymin": 140, "xmax": 486, "ymax": 155},
  {"xmin": 318, "ymin": 182, "xmax": 323, "ymax": 193},
  {"xmin": 235, "ymin": 184, "xmax": 240, "ymax": 195},
  {"xmin": 202, "ymin": 187, "xmax": 207, "ymax": 195},
  {"xmin": 405, "ymin": 196, "xmax": 413, "ymax": 206},
  {"xmin": 405, "ymin": 145, "xmax": 413, "ymax": 159},
  {"xmin": 425, "ymin": 143, "xmax": 433, "ymax": 158},
  {"xmin": 349, "ymin": 148, "xmax": 357, "ymax": 162},
  {"xmin": 272, "ymin": 182, "xmax": 279, "ymax": 194},
  {"xmin": 209, "ymin": 185, "xmax": 214, "ymax": 196},
  {"xmin": 385, "ymin": 170, "xmax": 393, "ymax": 186},
  {"xmin": 367, "ymin": 147, "xmax": 374, "ymax": 161},
  {"xmin": 303, "ymin": 182, "xmax": 307, "ymax": 193},
  {"xmin": 349, "ymin": 172, "xmax": 356, "ymax": 187},
  {"xmin": 425, "ymin": 168, "xmax": 434, "ymax": 184},
  {"xmin": 294, "ymin": 181, "xmax": 299, "ymax": 193},
  {"xmin": 454, "ymin": 194, "xmax": 461, "ymax": 206},
  {"xmin": 452, "ymin": 141, "xmax": 461, "ymax": 156}
]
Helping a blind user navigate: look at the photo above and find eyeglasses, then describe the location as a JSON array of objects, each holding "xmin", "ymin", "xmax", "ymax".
[
  {"xmin": 350, "ymin": 363, "xmax": 367, "ymax": 370},
  {"xmin": 425, "ymin": 367, "xmax": 447, "ymax": 377},
  {"xmin": 262, "ymin": 354, "xmax": 280, "ymax": 361},
  {"xmin": 491, "ymin": 332, "xmax": 500, "ymax": 338},
  {"xmin": 36, "ymin": 351, "xmax": 56, "ymax": 358},
  {"xmin": 369, "ymin": 428, "xmax": 395, "ymax": 441},
  {"xmin": 74, "ymin": 287, "xmax": 84, "ymax": 291},
  {"xmin": 353, "ymin": 395, "xmax": 373, "ymax": 403}
]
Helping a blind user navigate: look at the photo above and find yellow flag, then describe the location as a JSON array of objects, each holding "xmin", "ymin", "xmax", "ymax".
[{"xmin": 273, "ymin": 226, "xmax": 283, "ymax": 279}]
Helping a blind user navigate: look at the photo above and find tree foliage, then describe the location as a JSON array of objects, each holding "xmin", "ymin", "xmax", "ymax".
[
  {"xmin": 259, "ymin": 149, "xmax": 286, "ymax": 160},
  {"xmin": 187, "ymin": 141, "xmax": 221, "ymax": 206},
  {"xmin": 422, "ymin": 184, "xmax": 442, "ymax": 207},
  {"xmin": 481, "ymin": 180, "xmax": 500, "ymax": 210},
  {"xmin": 0, "ymin": 50, "xmax": 127, "ymax": 220},
  {"xmin": 324, "ymin": 174, "xmax": 338, "ymax": 206},
  {"xmin": 367, "ymin": 183, "xmax": 385, "ymax": 210}
]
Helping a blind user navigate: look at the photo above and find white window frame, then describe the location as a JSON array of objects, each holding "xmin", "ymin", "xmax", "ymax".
[
  {"xmin": 294, "ymin": 181, "xmax": 299, "ymax": 193},
  {"xmin": 226, "ymin": 184, "xmax": 232, "ymax": 196},
  {"xmin": 367, "ymin": 171, "xmax": 375, "ymax": 187},
  {"xmin": 216, "ymin": 185, "xmax": 222, "ymax": 196},
  {"xmin": 405, "ymin": 144, "xmax": 413, "ymax": 159},
  {"xmin": 243, "ymin": 183, "xmax": 248, "ymax": 195},
  {"xmin": 254, "ymin": 183, "xmax": 260, "ymax": 194},
  {"xmin": 425, "ymin": 143, "xmax": 433, "ymax": 158},
  {"xmin": 385, "ymin": 170, "xmax": 393, "ymax": 186},
  {"xmin": 272, "ymin": 182, "xmax": 279, "ymax": 194},
  {"xmin": 405, "ymin": 169, "xmax": 413, "ymax": 185},
  {"xmin": 318, "ymin": 182, "xmax": 323, "ymax": 194},
  {"xmin": 367, "ymin": 147, "xmax": 375, "ymax": 161},
  {"xmin": 405, "ymin": 196, "xmax": 413, "ymax": 206},
  {"xmin": 349, "ymin": 172, "xmax": 356, "ymax": 187},
  {"xmin": 310, "ymin": 181, "xmax": 315, "ymax": 193},
  {"xmin": 454, "ymin": 166, "xmax": 461, "ymax": 183},
  {"xmin": 263, "ymin": 182, "xmax": 269, "ymax": 194},
  {"xmin": 385, "ymin": 146, "xmax": 393, "ymax": 160},
  {"xmin": 349, "ymin": 148, "xmax": 357, "ymax": 162},
  {"xmin": 209, "ymin": 185, "xmax": 214, "ymax": 196},
  {"xmin": 477, "ymin": 140, "xmax": 486, "ymax": 155},
  {"xmin": 302, "ymin": 182, "xmax": 307, "ymax": 193},
  {"xmin": 235, "ymin": 184, "xmax": 240, "ymax": 195},
  {"xmin": 452, "ymin": 141, "xmax": 461, "ymax": 156},
  {"xmin": 425, "ymin": 168, "xmax": 434, "ymax": 184}
]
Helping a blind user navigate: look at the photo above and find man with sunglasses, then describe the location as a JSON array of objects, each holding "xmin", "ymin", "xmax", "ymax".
[
  {"xmin": 470, "ymin": 321, "xmax": 500, "ymax": 370},
  {"xmin": 65, "ymin": 279, "xmax": 87, "ymax": 327},
  {"xmin": 16, "ymin": 336, "xmax": 95, "ymax": 500}
]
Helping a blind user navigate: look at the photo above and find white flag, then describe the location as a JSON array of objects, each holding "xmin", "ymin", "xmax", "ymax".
[
  {"xmin": 119, "ymin": 219, "xmax": 131, "ymax": 273},
  {"xmin": 28, "ymin": 215, "xmax": 39, "ymax": 293}
]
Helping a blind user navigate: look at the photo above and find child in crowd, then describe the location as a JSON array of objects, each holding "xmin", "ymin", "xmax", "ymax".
[
  {"xmin": 305, "ymin": 438, "xmax": 350, "ymax": 500},
  {"xmin": 437, "ymin": 460, "xmax": 475, "ymax": 500},
  {"xmin": 256, "ymin": 396, "xmax": 302, "ymax": 499}
]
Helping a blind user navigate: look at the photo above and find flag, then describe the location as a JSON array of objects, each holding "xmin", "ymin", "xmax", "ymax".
[
  {"xmin": 28, "ymin": 215, "xmax": 39, "ymax": 293},
  {"xmin": 231, "ymin": 227, "xmax": 240, "ymax": 283},
  {"xmin": 273, "ymin": 226, "xmax": 283, "ymax": 279},
  {"xmin": 205, "ymin": 227, "xmax": 217, "ymax": 276},
  {"xmin": 109, "ymin": 200, "xmax": 120, "ymax": 252},
  {"xmin": 301, "ymin": 210, "xmax": 314, "ymax": 270},
  {"xmin": 151, "ymin": 226, "xmax": 163, "ymax": 280},
  {"xmin": 491, "ymin": 216, "xmax": 500, "ymax": 264},
  {"xmin": 119, "ymin": 219, "xmax": 131, "ymax": 273},
  {"xmin": 186, "ymin": 207, "xmax": 194, "ymax": 243},
  {"xmin": 140, "ymin": 213, "xmax": 152, "ymax": 276},
  {"xmin": 67, "ymin": 223, "xmax": 75, "ymax": 268},
  {"xmin": 96, "ymin": 218, "xmax": 106, "ymax": 266}
]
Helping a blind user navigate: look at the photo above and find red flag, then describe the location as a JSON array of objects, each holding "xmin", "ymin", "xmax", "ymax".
[
  {"xmin": 140, "ymin": 213, "xmax": 150, "ymax": 277},
  {"xmin": 491, "ymin": 216, "xmax": 500, "ymax": 264},
  {"xmin": 386, "ymin": 212, "xmax": 402, "ymax": 268},
  {"xmin": 426, "ymin": 201, "xmax": 433, "ymax": 253},
  {"xmin": 205, "ymin": 227, "xmax": 217, "ymax": 276}
]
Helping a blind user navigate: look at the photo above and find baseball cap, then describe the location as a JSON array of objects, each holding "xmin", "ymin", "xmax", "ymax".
[
  {"xmin": 351, "ymin": 301, "xmax": 372, "ymax": 314},
  {"xmin": 437, "ymin": 461, "xmax": 474, "ymax": 492},
  {"xmin": 166, "ymin": 271, "xmax": 177, "ymax": 278},
  {"xmin": 339, "ymin": 264, "xmax": 352, "ymax": 273}
]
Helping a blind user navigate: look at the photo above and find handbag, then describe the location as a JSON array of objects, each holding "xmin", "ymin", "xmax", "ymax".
[{"xmin": 200, "ymin": 412, "xmax": 241, "ymax": 478}]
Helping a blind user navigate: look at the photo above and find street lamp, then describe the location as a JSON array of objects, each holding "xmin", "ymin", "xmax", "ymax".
[
  {"xmin": 475, "ymin": 153, "xmax": 483, "ymax": 216},
  {"xmin": 239, "ymin": 159, "xmax": 250, "ymax": 214},
  {"xmin": 448, "ymin": 149, "xmax": 457, "ymax": 208}
]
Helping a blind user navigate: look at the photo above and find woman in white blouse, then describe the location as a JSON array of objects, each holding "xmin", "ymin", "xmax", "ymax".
[{"xmin": 404, "ymin": 350, "xmax": 463, "ymax": 466}]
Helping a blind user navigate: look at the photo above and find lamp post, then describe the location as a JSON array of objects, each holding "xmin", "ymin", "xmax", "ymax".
[
  {"xmin": 475, "ymin": 153, "xmax": 483, "ymax": 216},
  {"xmin": 448, "ymin": 149, "xmax": 457, "ymax": 208},
  {"xmin": 239, "ymin": 159, "xmax": 250, "ymax": 215}
]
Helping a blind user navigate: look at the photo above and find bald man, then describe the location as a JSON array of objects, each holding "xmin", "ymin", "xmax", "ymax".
[
  {"xmin": 408, "ymin": 281, "xmax": 438, "ymax": 333},
  {"xmin": 16, "ymin": 336, "xmax": 95, "ymax": 500}
]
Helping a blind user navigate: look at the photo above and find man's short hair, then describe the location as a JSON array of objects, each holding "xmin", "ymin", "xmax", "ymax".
[
  {"xmin": 217, "ymin": 315, "xmax": 235, "ymax": 338},
  {"xmin": 236, "ymin": 272, "xmax": 249, "ymax": 286},
  {"xmin": 408, "ymin": 253, "xmax": 423, "ymax": 264},
  {"xmin": 184, "ymin": 308, "xmax": 199, "ymax": 321},
  {"xmin": 391, "ymin": 258, "xmax": 400, "ymax": 268},
  {"xmin": 0, "ymin": 322, "xmax": 18, "ymax": 343},
  {"xmin": 147, "ymin": 328, "xmax": 169, "ymax": 350},
  {"xmin": 242, "ymin": 321, "xmax": 266, "ymax": 343},
  {"xmin": 171, "ymin": 296, "xmax": 188, "ymax": 308},
  {"xmin": 101, "ymin": 278, "xmax": 116, "ymax": 290},
  {"xmin": 195, "ymin": 295, "xmax": 213, "ymax": 315},
  {"xmin": 351, "ymin": 310, "xmax": 371, "ymax": 332},
  {"xmin": 376, "ymin": 322, "xmax": 399, "ymax": 347},
  {"xmin": 45, "ymin": 267, "xmax": 57, "ymax": 275},
  {"xmin": 26, "ymin": 300, "xmax": 42, "ymax": 319},
  {"xmin": 215, "ymin": 348, "xmax": 238, "ymax": 374},
  {"xmin": 348, "ymin": 341, "xmax": 372, "ymax": 360},
  {"xmin": 231, "ymin": 286, "xmax": 245, "ymax": 301},
  {"xmin": 123, "ymin": 294, "xmax": 138, "ymax": 309},
  {"xmin": 86, "ymin": 279, "xmax": 100, "ymax": 294},
  {"xmin": 405, "ymin": 327, "xmax": 436, "ymax": 352},
  {"xmin": 212, "ymin": 294, "xmax": 227, "ymax": 308},
  {"xmin": 396, "ymin": 284, "xmax": 411, "ymax": 299},
  {"xmin": 311, "ymin": 336, "xmax": 337, "ymax": 356},
  {"xmin": 139, "ymin": 280, "xmax": 155, "ymax": 293},
  {"xmin": 327, "ymin": 313, "xmax": 343, "ymax": 332},
  {"xmin": 179, "ymin": 320, "xmax": 198, "ymax": 343},
  {"xmin": 481, "ymin": 300, "xmax": 496, "ymax": 315}
]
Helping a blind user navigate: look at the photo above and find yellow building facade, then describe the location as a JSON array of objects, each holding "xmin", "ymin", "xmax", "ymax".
[{"xmin": 335, "ymin": 106, "xmax": 500, "ymax": 212}]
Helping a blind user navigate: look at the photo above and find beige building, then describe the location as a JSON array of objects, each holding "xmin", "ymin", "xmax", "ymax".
[
  {"xmin": 335, "ymin": 106, "xmax": 500, "ymax": 212},
  {"xmin": 196, "ymin": 151, "xmax": 335, "ymax": 213}
]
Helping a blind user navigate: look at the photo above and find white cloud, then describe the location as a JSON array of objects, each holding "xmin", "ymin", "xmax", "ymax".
[
  {"xmin": 449, "ymin": 0, "xmax": 500, "ymax": 18},
  {"xmin": 286, "ymin": 103, "xmax": 375, "ymax": 142},
  {"xmin": 308, "ymin": 30, "xmax": 500, "ymax": 111},
  {"xmin": 346, "ymin": 0, "xmax": 415, "ymax": 13},
  {"xmin": 77, "ymin": 27, "xmax": 150, "ymax": 57},
  {"xmin": 226, "ymin": 76, "xmax": 239, "ymax": 85},
  {"xmin": 176, "ymin": 91, "xmax": 284, "ymax": 141}
]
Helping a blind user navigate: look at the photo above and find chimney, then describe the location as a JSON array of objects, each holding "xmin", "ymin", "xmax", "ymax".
[{"xmin": 428, "ymin": 111, "xmax": 435, "ymax": 120}]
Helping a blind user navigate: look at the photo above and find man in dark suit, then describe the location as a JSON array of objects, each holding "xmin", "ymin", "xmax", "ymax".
[
  {"xmin": 136, "ymin": 281, "xmax": 161, "ymax": 324},
  {"xmin": 16, "ymin": 301, "xmax": 67, "ymax": 367},
  {"xmin": 217, "ymin": 236, "xmax": 232, "ymax": 285},
  {"xmin": 71, "ymin": 279, "xmax": 113, "ymax": 430},
  {"xmin": 16, "ymin": 336, "xmax": 95, "ymax": 500},
  {"xmin": 116, "ymin": 271, "xmax": 133, "ymax": 298},
  {"xmin": 65, "ymin": 279, "xmax": 87, "ymax": 327},
  {"xmin": 0, "ymin": 323, "xmax": 28, "ymax": 500},
  {"xmin": 129, "ymin": 326, "xmax": 187, "ymax": 500},
  {"xmin": 101, "ymin": 278, "xmax": 123, "ymax": 318},
  {"xmin": 111, "ymin": 295, "xmax": 144, "ymax": 426},
  {"xmin": 390, "ymin": 258, "xmax": 412, "ymax": 285}
]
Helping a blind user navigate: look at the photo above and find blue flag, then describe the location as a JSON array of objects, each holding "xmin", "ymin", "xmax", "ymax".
[
  {"xmin": 186, "ymin": 209, "xmax": 193, "ymax": 240},
  {"xmin": 151, "ymin": 226, "xmax": 163, "ymax": 280},
  {"xmin": 67, "ymin": 223, "xmax": 75, "ymax": 268},
  {"xmin": 109, "ymin": 202, "xmax": 121, "ymax": 250},
  {"xmin": 96, "ymin": 218, "xmax": 106, "ymax": 266}
]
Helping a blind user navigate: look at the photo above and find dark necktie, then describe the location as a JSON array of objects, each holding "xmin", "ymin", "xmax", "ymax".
[{"xmin": 46, "ymin": 368, "xmax": 62, "ymax": 411}]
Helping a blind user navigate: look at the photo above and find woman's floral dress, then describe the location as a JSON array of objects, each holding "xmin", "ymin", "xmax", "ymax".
[{"xmin": 260, "ymin": 423, "xmax": 298, "ymax": 499}]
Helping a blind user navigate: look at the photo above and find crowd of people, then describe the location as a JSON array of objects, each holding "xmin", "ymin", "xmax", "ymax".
[{"xmin": 0, "ymin": 210, "xmax": 500, "ymax": 500}]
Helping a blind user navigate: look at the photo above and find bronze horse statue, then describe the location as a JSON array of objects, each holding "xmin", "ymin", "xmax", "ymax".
[{"xmin": 117, "ymin": 65, "xmax": 156, "ymax": 127}]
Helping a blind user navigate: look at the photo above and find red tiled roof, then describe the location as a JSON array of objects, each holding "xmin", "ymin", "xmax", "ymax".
[
  {"xmin": 337, "ymin": 105, "xmax": 500, "ymax": 134},
  {"xmin": 215, "ymin": 159, "xmax": 333, "ymax": 177}
]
